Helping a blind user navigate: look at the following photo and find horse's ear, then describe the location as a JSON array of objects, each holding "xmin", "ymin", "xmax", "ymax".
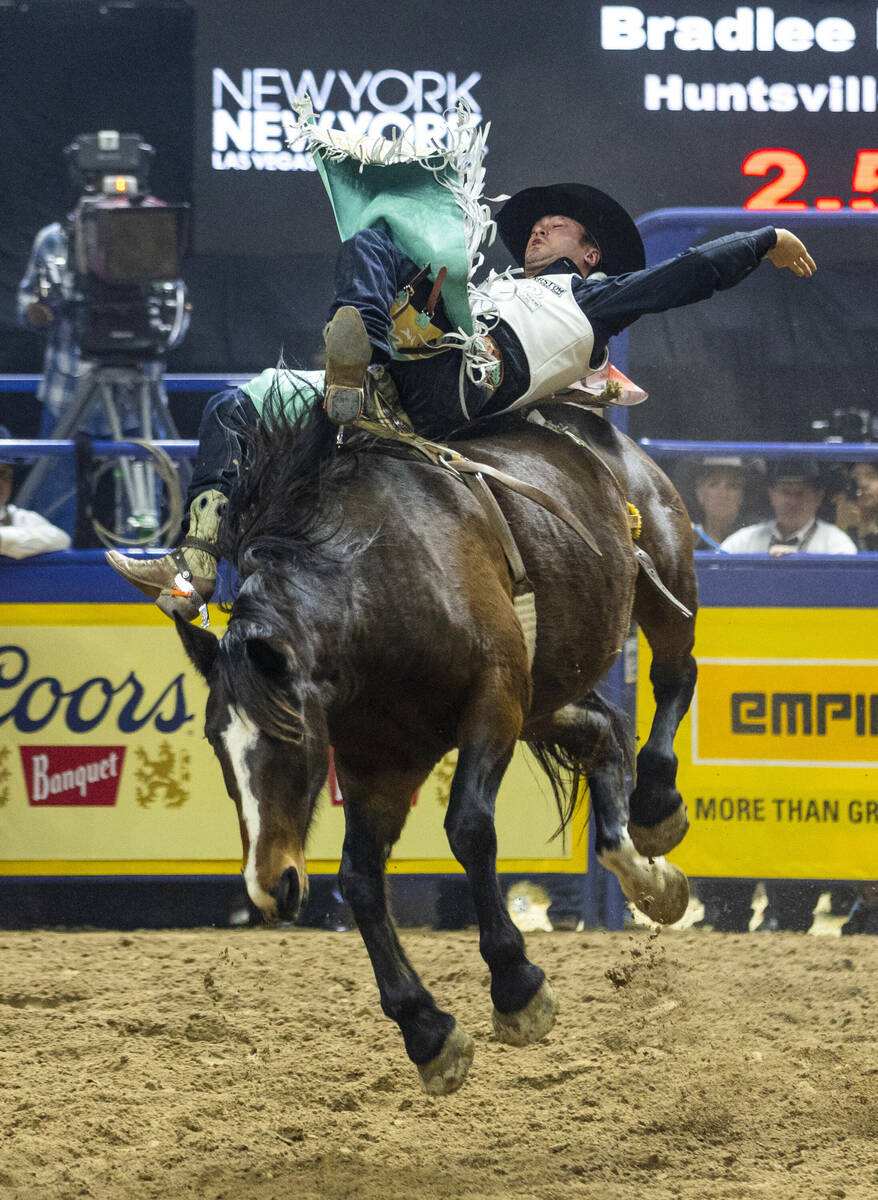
[
  {"xmin": 173, "ymin": 612, "xmax": 219, "ymax": 678},
  {"xmin": 245, "ymin": 635, "xmax": 289, "ymax": 679}
]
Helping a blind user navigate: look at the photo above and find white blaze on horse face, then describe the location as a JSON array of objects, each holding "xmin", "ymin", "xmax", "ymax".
[{"xmin": 222, "ymin": 706, "xmax": 276, "ymax": 915}]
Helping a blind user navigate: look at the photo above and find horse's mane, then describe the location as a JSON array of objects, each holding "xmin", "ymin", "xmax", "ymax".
[
  {"xmin": 220, "ymin": 376, "xmax": 360, "ymax": 582},
  {"xmin": 215, "ymin": 583, "xmax": 306, "ymax": 743}
]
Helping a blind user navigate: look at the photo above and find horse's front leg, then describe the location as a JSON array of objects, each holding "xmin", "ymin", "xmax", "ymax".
[
  {"xmin": 629, "ymin": 558, "xmax": 698, "ymax": 857},
  {"xmin": 445, "ymin": 677, "xmax": 557, "ymax": 1048},
  {"xmin": 335, "ymin": 763, "xmax": 474, "ymax": 1096}
]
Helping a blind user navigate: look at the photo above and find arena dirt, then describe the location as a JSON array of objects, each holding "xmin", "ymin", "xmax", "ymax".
[{"xmin": 1, "ymin": 925, "xmax": 876, "ymax": 1200}]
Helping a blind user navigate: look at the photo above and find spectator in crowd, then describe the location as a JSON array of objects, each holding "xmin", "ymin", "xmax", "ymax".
[
  {"xmin": 720, "ymin": 459, "xmax": 857, "ymax": 555},
  {"xmin": 836, "ymin": 461, "xmax": 878, "ymax": 551},
  {"xmin": 0, "ymin": 426, "xmax": 70, "ymax": 559},
  {"xmin": 684, "ymin": 455, "xmax": 761, "ymax": 551}
]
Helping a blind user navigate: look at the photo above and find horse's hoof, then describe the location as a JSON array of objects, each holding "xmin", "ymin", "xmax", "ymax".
[
  {"xmin": 417, "ymin": 1023, "xmax": 475, "ymax": 1096},
  {"xmin": 600, "ymin": 838, "xmax": 691, "ymax": 926},
  {"xmin": 629, "ymin": 802, "xmax": 689, "ymax": 857},
  {"xmin": 631, "ymin": 860, "xmax": 690, "ymax": 926},
  {"xmin": 492, "ymin": 979, "xmax": 558, "ymax": 1047}
]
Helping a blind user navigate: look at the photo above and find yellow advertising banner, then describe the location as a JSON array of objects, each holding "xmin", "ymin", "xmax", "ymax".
[
  {"xmin": 638, "ymin": 607, "xmax": 878, "ymax": 880},
  {"xmin": 0, "ymin": 604, "xmax": 585, "ymax": 876}
]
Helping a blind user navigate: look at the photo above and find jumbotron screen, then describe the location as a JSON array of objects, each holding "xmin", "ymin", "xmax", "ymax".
[{"xmin": 192, "ymin": 0, "xmax": 878, "ymax": 256}]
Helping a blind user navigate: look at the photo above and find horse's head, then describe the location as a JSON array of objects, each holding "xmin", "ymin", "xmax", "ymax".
[{"xmin": 175, "ymin": 612, "xmax": 329, "ymax": 924}]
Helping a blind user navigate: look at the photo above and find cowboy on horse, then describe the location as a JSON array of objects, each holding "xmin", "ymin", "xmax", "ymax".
[{"xmin": 106, "ymin": 104, "xmax": 815, "ymax": 621}]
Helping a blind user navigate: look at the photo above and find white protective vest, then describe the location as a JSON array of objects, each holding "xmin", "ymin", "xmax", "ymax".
[{"xmin": 480, "ymin": 272, "xmax": 608, "ymax": 411}]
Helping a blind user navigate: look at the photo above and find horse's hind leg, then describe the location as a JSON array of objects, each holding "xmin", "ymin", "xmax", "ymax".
[
  {"xmin": 445, "ymin": 670, "xmax": 558, "ymax": 1048},
  {"xmin": 529, "ymin": 693, "xmax": 689, "ymax": 926},
  {"xmin": 335, "ymin": 762, "xmax": 474, "ymax": 1096},
  {"xmin": 628, "ymin": 558, "xmax": 698, "ymax": 858}
]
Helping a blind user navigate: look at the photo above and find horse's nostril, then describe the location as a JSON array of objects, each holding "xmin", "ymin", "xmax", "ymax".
[{"xmin": 272, "ymin": 866, "xmax": 300, "ymax": 920}]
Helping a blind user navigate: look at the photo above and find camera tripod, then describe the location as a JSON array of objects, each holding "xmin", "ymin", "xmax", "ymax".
[{"xmin": 16, "ymin": 360, "xmax": 191, "ymax": 546}]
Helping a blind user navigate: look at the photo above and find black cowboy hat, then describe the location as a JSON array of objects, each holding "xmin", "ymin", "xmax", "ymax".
[
  {"xmin": 496, "ymin": 182, "xmax": 646, "ymax": 276},
  {"xmin": 765, "ymin": 458, "xmax": 825, "ymax": 488}
]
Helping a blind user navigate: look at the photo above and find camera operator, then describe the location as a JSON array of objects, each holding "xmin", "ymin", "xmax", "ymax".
[{"xmin": 17, "ymin": 131, "xmax": 188, "ymax": 539}]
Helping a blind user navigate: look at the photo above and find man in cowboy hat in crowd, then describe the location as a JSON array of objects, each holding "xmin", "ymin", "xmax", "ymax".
[
  {"xmin": 721, "ymin": 458, "xmax": 856, "ymax": 556},
  {"xmin": 107, "ymin": 182, "xmax": 816, "ymax": 621}
]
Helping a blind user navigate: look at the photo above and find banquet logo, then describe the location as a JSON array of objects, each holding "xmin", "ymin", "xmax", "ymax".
[
  {"xmin": 0, "ymin": 645, "xmax": 194, "ymax": 736},
  {"xmin": 21, "ymin": 746, "xmax": 125, "ymax": 807},
  {"xmin": 211, "ymin": 67, "xmax": 482, "ymax": 171}
]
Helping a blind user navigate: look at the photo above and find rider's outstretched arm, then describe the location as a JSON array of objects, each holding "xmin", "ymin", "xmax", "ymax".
[{"xmin": 574, "ymin": 226, "xmax": 816, "ymax": 345}]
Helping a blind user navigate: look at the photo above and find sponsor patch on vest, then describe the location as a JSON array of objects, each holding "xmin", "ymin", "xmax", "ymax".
[{"xmin": 535, "ymin": 276, "xmax": 565, "ymax": 296}]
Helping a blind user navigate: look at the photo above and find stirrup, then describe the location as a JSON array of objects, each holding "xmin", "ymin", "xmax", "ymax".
[{"xmin": 359, "ymin": 367, "xmax": 415, "ymax": 435}]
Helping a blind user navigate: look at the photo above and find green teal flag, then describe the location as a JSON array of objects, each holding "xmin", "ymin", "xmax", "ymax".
[
  {"xmin": 286, "ymin": 101, "xmax": 491, "ymax": 339},
  {"xmin": 312, "ymin": 156, "xmax": 472, "ymax": 334}
]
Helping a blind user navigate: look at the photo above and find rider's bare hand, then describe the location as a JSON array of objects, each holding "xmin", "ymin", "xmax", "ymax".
[{"xmin": 766, "ymin": 229, "xmax": 817, "ymax": 277}]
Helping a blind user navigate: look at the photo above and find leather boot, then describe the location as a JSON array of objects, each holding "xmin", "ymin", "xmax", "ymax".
[
  {"xmin": 323, "ymin": 306, "xmax": 372, "ymax": 425},
  {"xmin": 105, "ymin": 489, "xmax": 226, "ymax": 623}
]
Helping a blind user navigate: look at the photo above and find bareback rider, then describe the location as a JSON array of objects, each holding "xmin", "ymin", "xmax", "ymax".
[
  {"xmin": 106, "ymin": 182, "xmax": 815, "ymax": 622},
  {"xmin": 322, "ymin": 182, "xmax": 814, "ymax": 437}
]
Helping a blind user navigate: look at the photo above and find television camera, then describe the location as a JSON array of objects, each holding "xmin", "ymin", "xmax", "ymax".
[
  {"xmin": 18, "ymin": 132, "xmax": 191, "ymax": 544},
  {"xmin": 53, "ymin": 131, "xmax": 190, "ymax": 358}
]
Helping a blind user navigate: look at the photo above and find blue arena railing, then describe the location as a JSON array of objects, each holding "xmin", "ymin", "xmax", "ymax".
[
  {"xmin": 0, "ymin": 373, "xmax": 251, "ymax": 393},
  {"xmin": 641, "ymin": 439, "xmax": 878, "ymax": 463}
]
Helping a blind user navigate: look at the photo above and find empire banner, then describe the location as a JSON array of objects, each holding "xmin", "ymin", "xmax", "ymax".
[{"xmin": 638, "ymin": 607, "xmax": 878, "ymax": 880}]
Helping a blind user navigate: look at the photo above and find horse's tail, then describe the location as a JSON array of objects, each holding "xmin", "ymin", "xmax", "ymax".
[
  {"xmin": 220, "ymin": 370, "xmax": 354, "ymax": 578},
  {"xmin": 526, "ymin": 690, "xmax": 634, "ymax": 839}
]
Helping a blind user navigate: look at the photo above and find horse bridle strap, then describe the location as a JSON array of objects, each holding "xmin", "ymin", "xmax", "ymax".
[
  {"xmin": 462, "ymin": 471, "xmax": 529, "ymax": 585},
  {"xmin": 461, "ymin": 472, "xmax": 537, "ymax": 666},
  {"xmin": 441, "ymin": 454, "xmax": 601, "ymax": 556},
  {"xmin": 527, "ymin": 406, "xmax": 693, "ymax": 620},
  {"xmin": 349, "ymin": 412, "xmax": 602, "ymax": 556}
]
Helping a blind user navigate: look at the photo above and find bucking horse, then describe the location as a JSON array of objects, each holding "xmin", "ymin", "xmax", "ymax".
[{"xmin": 174, "ymin": 396, "xmax": 697, "ymax": 1094}]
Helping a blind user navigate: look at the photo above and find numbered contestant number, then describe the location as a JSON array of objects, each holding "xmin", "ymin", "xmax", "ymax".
[{"xmin": 742, "ymin": 149, "xmax": 878, "ymax": 211}]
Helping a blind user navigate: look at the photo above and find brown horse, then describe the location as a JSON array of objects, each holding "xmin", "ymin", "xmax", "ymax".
[{"xmin": 174, "ymin": 397, "xmax": 697, "ymax": 1094}]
